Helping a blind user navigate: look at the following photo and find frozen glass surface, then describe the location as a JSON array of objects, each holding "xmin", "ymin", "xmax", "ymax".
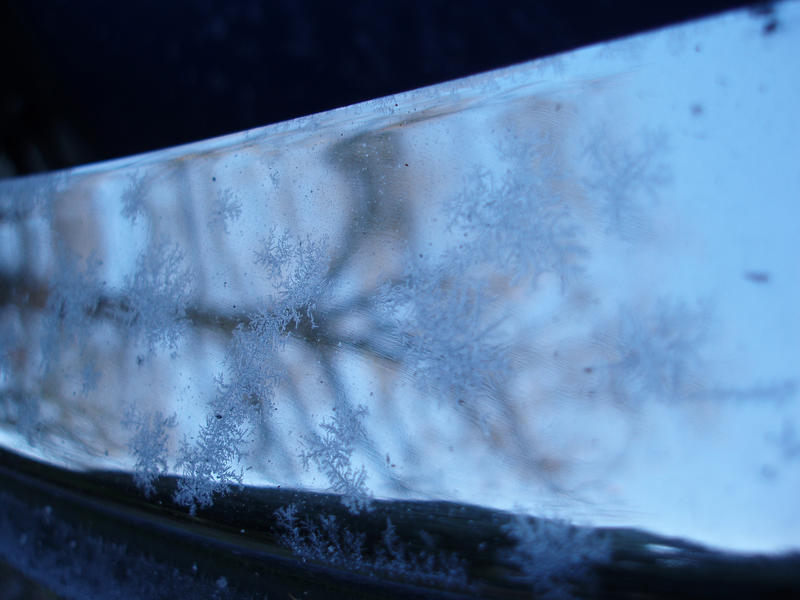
[{"xmin": 0, "ymin": 4, "xmax": 798, "ymax": 583}]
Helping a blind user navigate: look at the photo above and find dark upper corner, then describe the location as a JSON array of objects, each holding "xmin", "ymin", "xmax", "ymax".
[{"xmin": 0, "ymin": 0, "xmax": 757, "ymax": 176}]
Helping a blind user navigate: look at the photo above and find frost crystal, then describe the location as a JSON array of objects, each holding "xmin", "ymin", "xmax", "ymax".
[
  {"xmin": 274, "ymin": 504, "xmax": 367, "ymax": 567},
  {"xmin": 602, "ymin": 301, "xmax": 709, "ymax": 402},
  {"xmin": 380, "ymin": 263, "xmax": 509, "ymax": 407},
  {"xmin": 301, "ymin": 400, "xmax": 371, "ymax": 513},
  {"xmin": 174, "ymin": 229, "xmax": 329, "ymax": 512},
  {"xmin": 581, "ymin": 129, "xmax": 671, "ymax": 237},
  {"xmin": 120, "ymin": 171, "xmax": 149, "ymax": 224},
  {"xmin": 255, "ymin": 228, "xmax": 329, "ymax": 328},
  {"xmin": 451, "ymin": 161, "xmax": 584, "ymax": 286},
  {"xmin": 503, "ymin": 515, "xmax": 611, "ymax": 599},
  {"xmin": 374, "ymin": 518, "xmax": 468, "ymax": 588},
  {"xmin": 274, "ymin": 506, "xmax": 468, "ymax": 588},
  {"xmin": 173, "ymin": 386, "xmax": 253, "ymax": 514},
  {"xmin": 113, "ymin": 242, "xmax": 194, "ymax": 352},
  {"xmin": 208, "ymin": 189, "xmax": 242, "ymax": 234},
  {"xmin": 122, "ymin": 407, "xmax": 177, "ymax": 497},
  {"xmin": 42, "ymin": 249, "xmax": 104, "ymax": 366}
]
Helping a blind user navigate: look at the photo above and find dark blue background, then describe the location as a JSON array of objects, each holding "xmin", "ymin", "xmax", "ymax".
[{"xmin": 0, "ymin": 0, "xmax": 762, "ymax": 174}]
